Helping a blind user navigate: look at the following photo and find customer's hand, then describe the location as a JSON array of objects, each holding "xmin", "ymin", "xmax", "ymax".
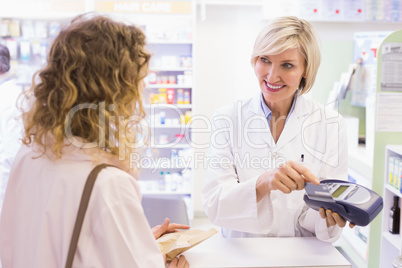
[
  {"xmin": 152, "ymin": 218, "xmax": 190, "ymax": 239},
  {"xmin": 168, "ymin": 255, "xmax": 189, "ymax": 268},
  {"xmin": 319, "ymin": 208, "xmax": 355, "ymax": 228},
  {"xmin": 256, "ymin": 160, "xmax": 320, "ymax": 201}
]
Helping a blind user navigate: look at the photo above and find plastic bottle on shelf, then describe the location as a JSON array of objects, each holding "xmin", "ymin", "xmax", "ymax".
[
  {"xmin": 185, "ymin": 111, "xmax": 192, "ymax": 123},
  {"xmin": 147, "ymin": 71, "xmax": 157, "ymax": 84},
  {"xmin": 158, "ymin": 88, "xmax": 167, "ymax": 103},
  {"xmin": 184, "ymin": 90, "xmax": 190, "ymax": 104},
  {"xmin": 183, "ymin": 71, "xmax": 192, "ymax": 85},
  {"xmin": 165, "ymin": 172, "xmax": 172, "ymax": 192},
  {"xmin": 158, "ymin": 171, "xmax": 165, "ymax": 192},
  {"xmin": 146, "ymin": 179, "xmax": 153, "ymax": 192},
  {"xmin": 182, "ymin": 169, "xmax": 192, "ymax": 192},
  {"xmin": 149, "ymin": 93, "xmax": 155, "ymax": 104},
  {"xmin": 170, "ymin": 172, "xmax": 177, "ymax": 192},
  {"xmin": 389, "ymin": 195, "xmax": 400, "ymax": 234},
  {"xmin": 168, "ymin": 75, "xmax": 176, "ymax": 84},
  {"xmin": 180, "ymin": 114, "xmax": 186, "ymax": 125},
  {"xmin": 150, "ymin": 93, "xmax": 159, "ymax": 104},
  {"xmin": 153, "ymin": 113, "xmax": 161, "ymax": 126},
  {"xmin": 177, "ymin": 75, "xmax": 184, "ymax": 85},
  {"xmin": 159, "ymin": 134, "xmax": 169, "ymax": 145},
  {"xmin": 176, "ymin": 89, "xmax": 184, "ymax": 104},
  {"xmin": 160, "ymin": 111, "xmax": 166, "ymax": 125},
  {"xmin": 174, "ymin": 172, "xmax": 183, "ymax": 191},
  {"xmin": 167, "ymin": 88, "xmax": 175, "ymax": 104},
  {"xmin": 170, "ymin": 149, "xmax": 179, "ymax": 168}
]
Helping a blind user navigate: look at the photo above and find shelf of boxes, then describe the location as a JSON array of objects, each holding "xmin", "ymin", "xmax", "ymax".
[
  {"xmin": 0, "ymin": 18, "xmax": 69, "ymax": 88},
  {"xmin": 146, "ymin": 84, "xmax": 192, "ymax": 89},
  {"xmin": 1, "ymin": 0, "xmax": 197, "ymax": 221},
  {"xmin": 379, "ymin": 145, "xmax": 402, "ymax": 268},
  {"xmin": 136, "ymin": 18, "xmax": 195, "ymax": 220}
]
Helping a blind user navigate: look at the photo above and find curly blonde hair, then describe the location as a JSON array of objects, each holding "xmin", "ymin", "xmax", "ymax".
[{"xmin": 22, "ymin": 14, "xmax": 150, "ymax": 167}]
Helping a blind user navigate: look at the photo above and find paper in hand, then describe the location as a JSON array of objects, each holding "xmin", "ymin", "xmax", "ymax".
[{"xmin": 156, "ymin": 228, "xmax": 218, "ymax": 261}]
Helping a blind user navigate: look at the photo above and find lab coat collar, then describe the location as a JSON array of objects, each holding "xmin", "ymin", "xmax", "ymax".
[{"xmin": 247, "ymin": 93, "xmax": 310, "ymax": 150}]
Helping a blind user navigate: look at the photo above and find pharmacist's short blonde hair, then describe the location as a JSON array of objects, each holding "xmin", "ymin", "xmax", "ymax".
[{"xmin": 251, "ymin": 16, "xmax": 321, "ymax": 94}]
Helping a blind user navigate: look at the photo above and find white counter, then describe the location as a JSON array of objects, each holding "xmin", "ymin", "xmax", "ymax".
[{"xmin": 184, "ymin": 234, "xmax": 351, "ymax": 268}]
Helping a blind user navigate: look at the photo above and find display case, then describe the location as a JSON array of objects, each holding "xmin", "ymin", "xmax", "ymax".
[
  {"xmin": 132, "ymin": 9, "xmax": 196, "ymax": 221},
  {"xmin": 379, "ymin": 145, "xmax": 402, "ymax": 268},
  {"xmin": 0, "ymin": 18, "xmax": 69, "ymax": 88},
  {"xmin": 0, "ymin": 0, "xmax": 197, "ymax": 221}
]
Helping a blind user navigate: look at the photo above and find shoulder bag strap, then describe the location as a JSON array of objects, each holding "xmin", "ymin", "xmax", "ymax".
[{"xmin": 65, "ymin": 163, "xmax": 116, "ymax": 268}]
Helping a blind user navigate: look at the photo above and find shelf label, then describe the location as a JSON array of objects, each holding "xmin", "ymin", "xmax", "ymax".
[{"xmin": 94, "ymin": 1, "xmax": 192, "ymax": 14}]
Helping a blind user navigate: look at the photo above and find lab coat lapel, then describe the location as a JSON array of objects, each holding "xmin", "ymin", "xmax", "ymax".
[
  {"xmin": 246, "ymin": 94, "xmax": 275, "ymax": 148},
  {"xmin": 274, "ymin": 96, "xmax": 309, "ymax": 151}
]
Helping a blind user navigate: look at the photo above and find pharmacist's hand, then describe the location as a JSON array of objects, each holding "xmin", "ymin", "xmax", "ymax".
[
  {"xmin": 319, "ymin": 208, "xmax": 356, "ymax": 228},
  {"xmin": 256, "ymin": 161, "xmax": 320, "ymax": 201},
  {"xmin": 152, "ymin": 218, "xmax": 190, "ymax": 239},
  {"xmin": 168, "ymin": 255, "xmax": 189, "ymax": 268}
]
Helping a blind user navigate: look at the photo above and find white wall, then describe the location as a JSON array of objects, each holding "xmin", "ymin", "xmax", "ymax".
[
  {"xmin": 192, "ymin": 4, "xmax": 402, "ymax": 216},
  {"xmin": 192, "ymin": 4, "xmax": 263, "ymax": 216}
]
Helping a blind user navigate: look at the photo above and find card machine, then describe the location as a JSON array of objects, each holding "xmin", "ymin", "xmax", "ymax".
[{"xmin": 303, "ymin": 179, "xmax": 383, "ymax": 226}]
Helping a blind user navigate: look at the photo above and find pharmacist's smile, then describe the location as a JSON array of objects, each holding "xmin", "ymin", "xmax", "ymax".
[
  {"xmin": 254, "ymin": 48, "xmax": 305, "ymax": 104},
  {"xmin": 264, "ymin": 81, "xmax": 285, "ymax": 92}
]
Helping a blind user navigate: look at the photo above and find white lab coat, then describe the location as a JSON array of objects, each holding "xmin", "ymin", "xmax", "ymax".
[
  {"xmin": 0, "ymin": 77, "xmax": 23, "ymax": 215},
  {"xmin": 0, "ymin": 143, "xmax": 165, "ymax": 268},
  {"xmin": 202, "ymin": 94, "xmax": 348, "ymax": 242}
]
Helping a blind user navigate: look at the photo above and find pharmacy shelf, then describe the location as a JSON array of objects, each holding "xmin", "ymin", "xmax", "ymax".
[
  {"xmin": 148, "ymin": 40, "xmax": 193, "ymax": 45},
  {"xmin": 146, "ymin": 84, "xmax": 192, "ymax": 89},
  {"xmin": 150, "ymin": 67, "xmax": 192, "ymax": 72},
  {"xmin": 383, "ymin": 231, "xmax": 401, "ymax": 249},
  {"xmin": 145, "ymin": 104, "xmax": 193, "ymax": 109},
  {"xmin": 141, "ymin": 166, "xmax": 191, "ymax": 170},
  {"xmin": 137, "ymin": 7, "xmax": 196, "ymax": 222},
  {"xmin": 380, "ymin": 145, "xmax": 402, "ymax": 268},
  {"xmin": 386, "ymin": 184, "xmax": 402, "ymax": 198},
  {"xmin": 151, "ymin": 144, "xmax": 192, "ymax": 149},
  {"xmin": 153, "ymin": 125, "xmax": 191, "ymax": 129}
]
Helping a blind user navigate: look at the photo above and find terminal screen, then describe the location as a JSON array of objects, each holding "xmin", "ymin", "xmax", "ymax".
[{"xmin": 332, "ymin": 185, "xmax": 349, "ymax": 198}]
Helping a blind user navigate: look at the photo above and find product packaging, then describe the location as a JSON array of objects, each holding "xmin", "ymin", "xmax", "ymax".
[
  {"xmin": 157, "ymin": 228, "xmax": 218, "ymax": 261},
  {"xmin": 158, "ymin": 88, "xmax": 167, "ymax": 103},
  {"xmin": 167, "ymin": 88, "xmax": 175, "ymax": 104},
  {"xmin": 176, "ymin": 89, "xmax": 184, "ymax": 104},
  {"xmin": 184, "ymin": 91, "xmax": 190, "ymax": 104},
  {"xmin": 159, "ymin": 134, "xmax": 169, "ymax": 145}
]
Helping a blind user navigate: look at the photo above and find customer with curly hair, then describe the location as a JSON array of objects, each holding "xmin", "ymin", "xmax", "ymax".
[{"xmin": 0, "ymin": 14, "xmax": 189, "ymax": 268}]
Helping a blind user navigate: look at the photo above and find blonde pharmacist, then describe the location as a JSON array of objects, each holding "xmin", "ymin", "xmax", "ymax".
[{"xmin": 202, "ymin": 16, "xmax": 355, "ymax": 241}]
